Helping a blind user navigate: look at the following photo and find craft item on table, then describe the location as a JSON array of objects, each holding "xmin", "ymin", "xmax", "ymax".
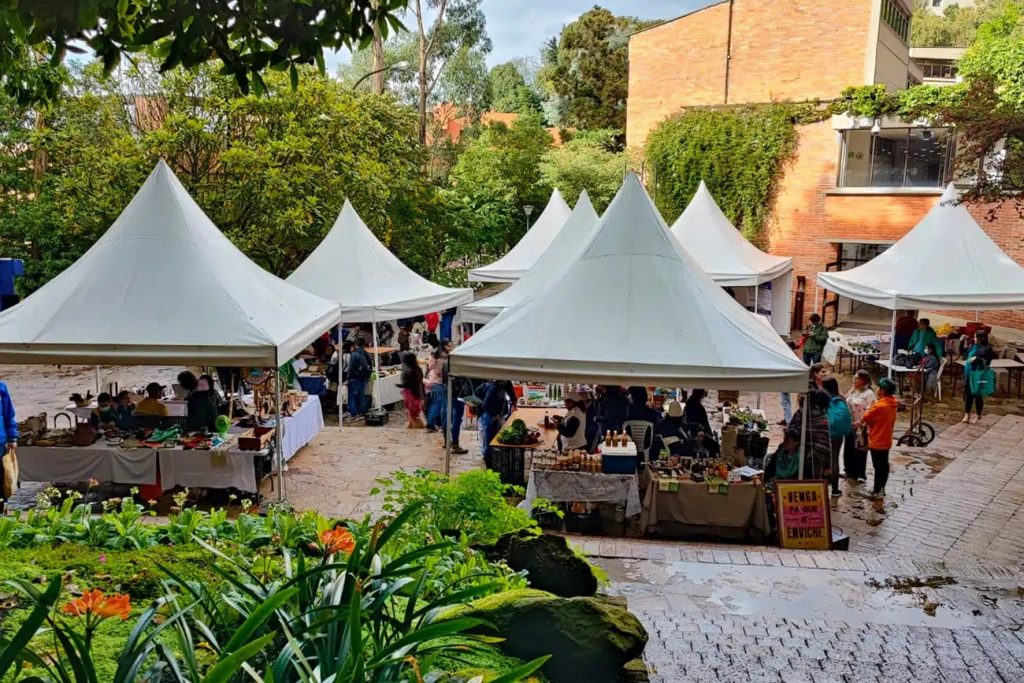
[
  {"xmin": 533, "ymin": 449, "xmax": 602, "ymax": 472},
  {"xmin": 118, "ymin": 438, "xmax": 143, "ymax": 450},
  {"xmin": 732, "ymin": 466, "xmax": 765, "ymax": 480},
  {"xmin": 72, "ymin": 422, "xmax": 97, "ymax": 447},
  {"xmin": 69, "ymin": 391, "xmax": 93, "ymax": 408},
  {"xmin": 215, "ymin": 414, "xmax": 232, "ymax": 437},
  {"xmin": 16, "ymin": 413, "xmax": 48, "ymax": 446},
  {"xmin": 105, "ymin": 436, "xmax": 124, "ymax": 446}
]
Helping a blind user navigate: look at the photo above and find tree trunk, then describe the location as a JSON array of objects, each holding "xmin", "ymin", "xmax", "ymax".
[
  {"xmin": 418, "ymin": 35, "xmax": 428, "ymax": 144},
  {"xmin": 371, "ymin": 0, "xmax": 385, "ymax": 94}
]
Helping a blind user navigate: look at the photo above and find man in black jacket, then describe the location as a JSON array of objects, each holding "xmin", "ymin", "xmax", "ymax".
[{"xmin": 347, "ymin": 339, "xmax": 372, "ymax": 417}]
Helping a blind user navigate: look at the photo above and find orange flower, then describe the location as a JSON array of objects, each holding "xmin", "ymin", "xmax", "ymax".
[
  {"xmin": 320, "ymin": 528, "xmax": 355, "ymax": 555},
  {"xmin": 61, "ymin": 589, "xmax": 131, "ymax": 621}
]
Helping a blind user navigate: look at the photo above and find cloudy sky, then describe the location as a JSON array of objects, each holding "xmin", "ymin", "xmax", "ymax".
[
  {"xmin": 327, "ymin": 0, "xmax": 715, "ymax": 72},
  {"xmin": 479, "ymin": 0, "xmax": 712, "ymax": 65}
]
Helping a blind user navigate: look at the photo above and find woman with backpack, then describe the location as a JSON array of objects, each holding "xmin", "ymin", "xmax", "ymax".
[{"xmin": 822, "ymin": 376, "xmax": 853, "ymax": 498}]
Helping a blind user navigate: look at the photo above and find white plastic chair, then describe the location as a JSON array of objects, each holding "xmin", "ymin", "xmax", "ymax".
[{"xmin": 623, "ymin": 420, "xmax": 654, "ymax": 462}]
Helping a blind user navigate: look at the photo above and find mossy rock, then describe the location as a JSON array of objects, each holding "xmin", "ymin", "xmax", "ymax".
[
  {"xmin": 481, "ymin": 533, "xmax": 598, "ymax": 597},
  {"xmin": 448, "ymin": 589, "xmax": 648, "ymax": 683},
  {"xmin": 434, "ymin": 640, "xmax": 549, "ymax": 682}
]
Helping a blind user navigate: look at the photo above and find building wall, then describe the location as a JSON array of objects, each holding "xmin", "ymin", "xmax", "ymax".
[
  {"xmin": 626, "ymin": 0, "xmax": 880, "ymax": 147},
  {"xmin": 766, "ymin": 121, "xmax": 1024, "ymax": 331}
]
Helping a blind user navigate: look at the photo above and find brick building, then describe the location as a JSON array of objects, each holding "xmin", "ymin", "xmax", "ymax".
[{"xmin": 627, "ymin": 0, "xmax": 1024, "ymax": 334}]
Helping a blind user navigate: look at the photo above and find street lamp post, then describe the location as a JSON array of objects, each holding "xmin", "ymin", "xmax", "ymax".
[
  {"xmin": 352, "ymin": 60, "xmax": 410, "ymax": 91},
  {"xmin": 523, "ymin": 205, "xmax": 534, "ymax": 232}
]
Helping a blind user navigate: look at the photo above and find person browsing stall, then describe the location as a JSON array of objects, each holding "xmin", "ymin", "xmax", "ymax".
[
  {"xmin": 860, "ymin": 377, "xmax": 898, "ymax": 499},
  {"xmin": 844, "ymin": 370, "xmax": 876, "ymax": 482},
  {"xmin": 134, "ymin": 383, "xmax": 169, "ymax": 417},
  {"xmin": 180, "ymin": 372, "xmax": 220, "ymax": 432},
  {"xmin": 907, "ymin": 318, "xmax": 943, "ymax": 358},
  {"xmin": 962, "ymin": 331, "xmax": 996, "ymax": 424},
  {"xmin": 554, "ymin": 391, "xmax": 589, "ymax": 452},
  {"xmin": 802, "ymin": 313, "xmax": 828, "ymax": 365},
  {"xmin": 627, "ymin": 387, "xmax": 662, "ymax": 424},
  {"xmin": 822, "ymin": 377, "xmax": 853, "ymax": 498},
  {"xmin": 346, "ymin": 338, "xmax": 372, "ymax": 419}
]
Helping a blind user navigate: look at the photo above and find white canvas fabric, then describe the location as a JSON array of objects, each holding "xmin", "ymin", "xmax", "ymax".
[
  {"xmin": 816, "ymin": 184, "xmax": 1024, "ymax": 310},
  {"xmin": 461, "ymin": 191, "xmax": 600, "ymax": 324},
  {"xmin": 670, "ymin": 181, "xmax": 792, "ymax": 286},
  {"xmin": 468, "ymin": 189, "xmax": 573, "ymax": 283},
  {"xmin": 451, "ymin": 174, "xmax": 808, "ymax": 392},
  {"xmin": 287, "ymin": 200, "xmax": 472, "ymax": 322},
  {"xmin": 0, "ymin": 160, "xmax": 341, "ymax": 366}
]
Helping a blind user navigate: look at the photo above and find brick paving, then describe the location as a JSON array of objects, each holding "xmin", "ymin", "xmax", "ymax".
[{"xmin": 854, "ymin": 415, "xmax": 1024, "ymax": 567}]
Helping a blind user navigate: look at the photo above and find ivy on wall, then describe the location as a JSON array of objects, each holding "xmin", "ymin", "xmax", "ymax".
[
  {"xmin": 828, "ymin": 83, "xmax": 964, "ymax": 120},
  {"xmin": 644, "ymin": 103, "xmax": 821, "ymax": 244}
]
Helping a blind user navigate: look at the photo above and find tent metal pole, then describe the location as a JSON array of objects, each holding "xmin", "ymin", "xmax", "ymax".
[
  {"xmin": 371, "ymin": 312, "xmax": 381, "ymax": 410},
  {"xmin": 753, "ymin": 284, "xmax": 759, "ymax": 316},
  {"xmin": 444, "ymin": 375, "xmax": 453, "ymax": 475},
  {"xmin": 274, "ymin": 368, "xmax": 285, "ymax": 502},
  {"xmin": 798, "ymin": 392, "xmax": 808, "ymax": 481},
  {"xmin": 888, "ymin": 308, "xmax": 897, "ymax": 379},
  {"xmin": 95, "ymin": 366, "xmax": 100, "ymax": 394}
]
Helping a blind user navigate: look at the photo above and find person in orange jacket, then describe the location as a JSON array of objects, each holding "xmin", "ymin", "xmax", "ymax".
[{"xmin": 858, "ymin": 377, "xmax": 898, "ymax": 499}]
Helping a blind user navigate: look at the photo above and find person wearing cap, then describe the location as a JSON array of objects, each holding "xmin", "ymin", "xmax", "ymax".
[
  {"xmin": 553, "ymin": 391, "xmax": 589, "ymax": 452},
  {"xmin": 859, "ymin": 378, "xmax": 898, "ymax": 499},
  {"xmin": 135, "ymin": 383, "xmax": 169, "ymax": 417}
]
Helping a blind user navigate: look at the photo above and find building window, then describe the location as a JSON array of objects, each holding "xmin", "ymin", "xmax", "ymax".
[
  {"xmin": 920, "ymin": 61, "xmax": 959, "ymax": 80},
  {"xmin": 931, "ymin": 0, "xmax": 942, "ymax": 7},
  {"xmin": 881, "ymin": 0, "xmax": 910, "ymax": 42},
  {"xmin": 839, "ymin": 127, "xmax": 956, "ymax": 188}
]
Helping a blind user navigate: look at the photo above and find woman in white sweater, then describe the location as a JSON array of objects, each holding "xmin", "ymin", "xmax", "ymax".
[{"xmin": 844, "ymin": 369, "xmax": 877, "ymax": 482}]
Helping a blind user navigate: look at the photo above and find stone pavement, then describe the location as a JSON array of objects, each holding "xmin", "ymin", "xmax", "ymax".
[{"xmin": 854, "ymin": 415, "xmax": 1024, "ymax": 566}]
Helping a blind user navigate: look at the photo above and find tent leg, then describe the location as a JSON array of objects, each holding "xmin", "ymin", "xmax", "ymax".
[
  {"xmin": 274, "ymin": 369, "xmax": 285, "ymax": 503},
  {"xmin": 372, "ymin": 313, "xmax": 381, "ymax": 410},
  {"xmin": 753, "ymin": 285, "xmax": 759, "ymax": 316},
  {"xmin": 95, "ymin": 366, "xmax": 100, "ymax": 394},
  {"xmin": 888, "ymin": 308, "xmax": 897, "ymax": 379},
  {"xmin": 444, "ymin": 375, "xmax": 453, "ymax": 475},
  {"xmin": 798, "ymin": 393, "xmax": 808, "ymax": 481}
]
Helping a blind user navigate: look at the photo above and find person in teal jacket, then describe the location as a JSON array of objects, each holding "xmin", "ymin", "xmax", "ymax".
[
  {"xmin": 822, "ymin": 377, "xmax": 852, "ymax": 497},
  {"xmin": 907, "ymin": 318, "xmax": 943, "ymax": 358}
]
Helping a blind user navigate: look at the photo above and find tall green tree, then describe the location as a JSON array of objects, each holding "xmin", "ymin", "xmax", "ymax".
[
  {"xmin": 910, "ymin": 0, "xmax": 1016, "ymax": 47},
  {"xmin": 0, "ymin": 59, "xmax": 451, "ymax": 293},
  {"xmin": 538, "ymin": 129, "xmax": 627, "ymax": 213},
  {"xmin": 447, "ymin": 115, "xmax": 553, "ymax": 258},
  {"xmin": 547, "ymin": 7, "xmax": 657, "ymax": 132},
  {"xmin": 0, "ymin": 0, "xmax": 408, "ymax": 103}
]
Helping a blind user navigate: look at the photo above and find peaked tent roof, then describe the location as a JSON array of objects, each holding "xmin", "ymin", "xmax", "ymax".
[
  {"xmin": 287, "ymin": 200, "xmax": 472, "ymax": 322},
  {"xmin": 0, "ymin": 160, "xmax": 341, "ymax": 366},
  {"xmin": 451, "ymin": 174, "xmax": 809, "ymax": 392},
  {"xmin": 816, "ymin": 184, "xmax": 1024, "ymax": 310},
  {"xmin": 468, "ymin": 189, "xmax": 573, "ymax": 283},
  {"xmin": 670, "ymin": 181, "xmax": 792, "ymax": 286},
  {"xmin": 461, "ymin": 191, "xmax": 600, "ymax": 324}
]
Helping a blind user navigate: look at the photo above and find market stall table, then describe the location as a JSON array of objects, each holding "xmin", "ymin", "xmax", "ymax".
[
  {"xmin": 489, "ymin": 407, "xmax": 564, "ymax": 485},
  {"xmin": 640, "ymin": 468, "xmax": 771, "ymax": 542},
  {"xmin": 519, "ymin": 469, "xmax": 641, "ymax": 519},
  {"xmin": 952, "ymin": 358, "xmax": 1024, "ymax": 398},
  {"xmin": 258, "ymin": 394, "xmax": 324, "ymax": 463},
  {"xmin": 874, "ymin": 359, "xmax": 923, "ymax": 394},
  {"xmin": 340, "ymin": 372, "xmax": 403, "ymax": 407},
  {"xmin": 297, "ymin": 374, "xmax": 327, "ymax": 397}
]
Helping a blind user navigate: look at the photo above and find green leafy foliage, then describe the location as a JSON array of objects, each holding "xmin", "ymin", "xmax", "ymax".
[
  {"xmin": 958, "ymin": 2, "xmax": 1024, "ymax": 107},
  {"xmin": 911, "ymin": 0, "xmax": 1016, "ymax": 48},
  {"xmin": 539, "ymin": 129, "xmax": 627, "ymax": 212},
  {"xmin": 0, "ymin": 58, "xmax": 452, "ymax": 294},
  {"xmin": 0, "ymin": 0, "xmax": 408, "ymax": 103},
  {"xmin": 547, "ymin": 8, "xmax": 658, "ymax": 131},
  {"xmin": 644, "ymin": 103, "xmax": 806, "ymax": 242},
  {"xmin": 446, "ymin": 114, "xmax": 554, "ymax": 263},
  {"xmin": 0, "ymin": 495, "xmax": 547, "ymax": 681}
]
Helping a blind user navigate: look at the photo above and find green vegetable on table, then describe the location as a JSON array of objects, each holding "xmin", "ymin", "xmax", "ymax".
[{"xmin": 497, "ymin": 419, "xmax": 529, "ymax": 444}]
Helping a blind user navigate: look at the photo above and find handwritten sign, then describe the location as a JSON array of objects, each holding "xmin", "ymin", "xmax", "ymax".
[{"xmin": 775, "ymin": 480, "xmax": 831, "ymax": 550}]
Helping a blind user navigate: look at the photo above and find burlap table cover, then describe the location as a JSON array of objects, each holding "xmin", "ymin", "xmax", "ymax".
[{"xmin": 640, "ymin": 468, "xmax": 771, "ymax": 541}]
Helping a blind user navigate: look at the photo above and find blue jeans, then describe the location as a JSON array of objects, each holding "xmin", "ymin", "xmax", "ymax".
[
  {"xmin": 803, "ymin": 351, "xmax": 821, "ymax": 365},
  {"xmin": 445, "ymin": 396, "xmax": 463, "ymax": 446},
  {"xmin": 427, "ymin": 384, "xmax": 446, "ymax": 429},
  {"xmin": 347, "ymin": 379, "xmax": 366, "ymax": 416},
  {"xmin": 780, "ymin": 393, "xmax": 792, "ymax": 423},
  {"xmin": 480, "ymin": 412, "xmax": 501, "ymax": 464}
]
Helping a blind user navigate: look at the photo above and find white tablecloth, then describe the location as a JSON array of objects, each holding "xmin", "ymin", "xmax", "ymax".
[
  {"xmin": 261, "ymin": 395, "xmax": 324, "ymax": 462},
  {"xmin": 340, "ymin": 373, "xmax": 403, "ymax": 407},
  {"xmin": 19, "ymin": 444, "xmax": 159, "ymax": 484},
  {"xmin": 159, "ymin": 449, "xmax": 258, "ymax": 492},
  {"xmin": 519, "ymin": 469, "xmax": 642, "ymax": 518}
]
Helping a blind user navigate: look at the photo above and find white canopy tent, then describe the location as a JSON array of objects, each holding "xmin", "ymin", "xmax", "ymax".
[
  {"xmin": 467, "ymin": 189, "xmax": 573, "ymax": 283},
  {"xmin": 0, "ymin": 160, "xmax": 342, "ymax": 499},
  {"xmin": 449, "ymin": 174, "xmax": 809, "ymax": 472},
  {"xmin": 460, "ymin": 191, "xmax": 600, "ymax": 324},
  {"xmin": 671, "ymin": 181, "xmax": 793, "ymax": 334},
  {"xmin": 287, "ymin": 199, "xmax": 472, "ymax": 408},
  {"xmin": 816, "ymin": 184, "xmax": 1024, "ymax": 374}
]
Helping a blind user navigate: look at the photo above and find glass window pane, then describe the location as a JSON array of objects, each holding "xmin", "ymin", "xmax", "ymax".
[
  {"xmin": 904, "ymin": 128, "xmax": 951, "ymax": 187},
  {"xmin": 841, "ymin": 130, "xmax": 873, "ymax": 187},
  {"xmin": 871, "ymin": 129, "xmax": 908, "ymax": 187}
]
